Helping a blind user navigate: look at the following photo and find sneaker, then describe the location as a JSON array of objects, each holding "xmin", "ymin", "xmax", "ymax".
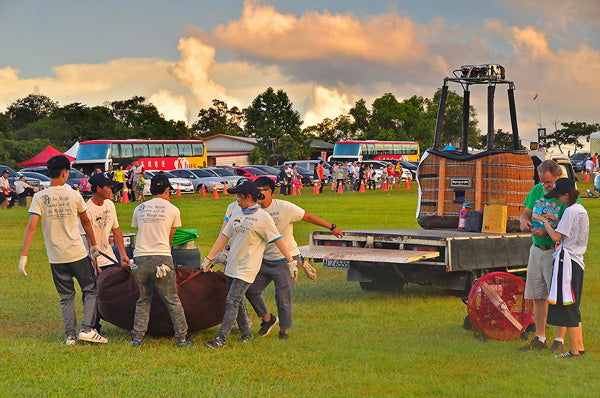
[
  {"xmin": 550, "ymin": 340, "xmax": 566, "ymax": 354},
  {"xmin": 257, "ymin": 314, "xmax": 278, "ymax": 337},
  {"xmin": 278, "ymin": 330, "xmax": 289, "ymax": 340},
  {"xmin": 240, "ymin": 334, "xmax": 254, "ymax": 343},
  {"xmin": 131, "ymin": 338, "xmax": 143, "ymax": 347},
  {"xmin": 556, "ymin": 350, "xmax": 579, "ymax": 359},
  {"xmin": 204, "ymin": 337, "xmax": 226, "ymax": 349},
  {"xmin": 65, "ymin": 335, "xmax": 78, "ymax": 346},
  {"xmin": 519, "ymin": 336, "xmax": 547, "ymax": 351},
  {"xmin": 177, "ymin": 338, "xmax": 194, "ymax": 348},
  {"xmin": 78, "ymin": 329, "xmax": 108, "ymax": 344}
]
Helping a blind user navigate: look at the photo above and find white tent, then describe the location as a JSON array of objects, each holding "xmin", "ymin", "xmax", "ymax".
[{"xmin": 64, "ymin": 142, "xmax": 79, "ymax": 159}]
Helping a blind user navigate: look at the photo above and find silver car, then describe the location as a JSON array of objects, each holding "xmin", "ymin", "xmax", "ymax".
[
  {"xmin": 168, "ymin": 168, "xmax": 227, "ymax": 192},
  {"xmin": 204, "ymin": 167, "xmax": 243, "ymax": 187},
  {"xmin": 143, "ymin": 171, "xmax": 194, "ymax": 195}
]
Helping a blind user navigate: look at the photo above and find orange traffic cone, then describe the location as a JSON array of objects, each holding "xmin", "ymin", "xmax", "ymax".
[
  {"xmin": 337, "ymin": 183, "xmax": 343, "ymax": 194},
  {"xmin": 359, "ymin": 181, "xmax": 365, "ymax": 193},
  {"xmin": 382, "ymin": 181, "xmax": 388, "ymax": 191},
  {"xmin": 405, "ymin": 177, "xmax": 411, "ymax": 190},
  {"xmin": 176, "ymin": 188, "xmax": 181, "ymax": 197},
  {"xmin": 201, "ymin": 184, "xmax": 207, "ymax": 196},
  {"xmin": 223, "ymin": 182, "xmax": 228, "ymax": 195},
  {"xmin": 584, "ymin": 172, "xmax": 589, "ymax": 182},
  {"xmin": 122, "ymin": 189, "xmax": 129, "ymax": 203},
  {"xmin": 314, "ymin": 182, "xmax": 319, "ymax": 194},
  {"xmin": 212, "ymin": 184, "xmax": 219, "ymax": 199},
  {"xmin": 291, "ymin": 184, "xmax": 296, "ymax": 196}
]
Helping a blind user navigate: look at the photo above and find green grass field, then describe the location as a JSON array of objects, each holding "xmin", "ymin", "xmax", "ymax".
[{"xmin": 1, "ymin": 182, "xmax": 599, "ymax": 397}]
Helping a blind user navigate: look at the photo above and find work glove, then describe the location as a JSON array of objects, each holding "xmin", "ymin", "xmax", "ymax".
[
  {"xmin": 201, "ymin": 257, "xmax": 213, "ymax": 273},
  {"xmin": 155, "ymin": 264, "xmax": 170, "ymax": 279},
  {"xmin": 89, "ymin": 245, "xmax": 100, "ymax": 259},
  {"xmin": 18, "ymin": 255, "xmax": 28, "ymax": 277},
  {"xmin": 212, "ymin": 250, "xmax": 228, "ymax": 265},
  {"xmin": 287, "ymin": 260, "xmax": 298, "ymax": 281},
  {"xmin": 301, "ymin": 258, "xmax": 317, "ymax": 280}
]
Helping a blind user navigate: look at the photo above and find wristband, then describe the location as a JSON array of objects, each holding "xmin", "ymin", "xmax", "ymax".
[
  {"xmin": 329, "ymin": 223, "xmax": 337, "ymax": 231},
  {"xmin": 206, "ymin": 257, "xmax": 213, "ymax": 262}
]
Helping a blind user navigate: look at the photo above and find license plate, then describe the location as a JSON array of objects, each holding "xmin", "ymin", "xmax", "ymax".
[{"xmin": 323, "ymin": 259, "xmax": 350, "ymax": 270}]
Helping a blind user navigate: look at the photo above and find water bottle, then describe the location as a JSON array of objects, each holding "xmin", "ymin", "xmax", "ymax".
[{"xmin": 129, "ymin": 259, "xmax": 138, "ymax": 271}]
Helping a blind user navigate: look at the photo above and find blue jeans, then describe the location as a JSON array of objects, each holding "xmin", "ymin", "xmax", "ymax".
[{"xmin": 217, "ymin": 277, "xmax": 252, "ymax": 340}]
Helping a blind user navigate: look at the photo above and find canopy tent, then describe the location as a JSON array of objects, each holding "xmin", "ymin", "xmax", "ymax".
[
  {"xmin": 64, "ymin": 141, "xmax": 79, "ymax": 159},
  {"xmin": 19, "ymin": 146, "xmax": 75, "ymax": 168}
]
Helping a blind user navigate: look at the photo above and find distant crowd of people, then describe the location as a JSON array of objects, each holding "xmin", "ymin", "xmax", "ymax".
[
  {"xmin": 310, "ymin": 160, "xmax": 405, "ymax": 194},
  {"xmin": 78, "ymin": 160, "xmax": 147, "ymax": 202}
]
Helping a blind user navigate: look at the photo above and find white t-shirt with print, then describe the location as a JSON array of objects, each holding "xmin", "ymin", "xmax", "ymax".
[
  {"xmin": 555, "ymin": 203, "xmax": 589, "ymax": 268},
  {"xmin": 131, "ymin": 198, "xmax": 181, "ymax": 257},
  {"xmin": 15, "ymin": 180, "xmax": 30, "ymax": 194},
  {"xmin": 79, "ymin": 199, "xmax": 119, "ymax": 267},
  {"xmin": 261, "ymin": 199, "xmax": 305, "ymax": 260},
  {"xmin": 28, "ymin": 185, "xmax": 88, "ymax": 264},
  {"xmin": 221, "ymin": 208, "xmax": 282, "ymax": 283}
]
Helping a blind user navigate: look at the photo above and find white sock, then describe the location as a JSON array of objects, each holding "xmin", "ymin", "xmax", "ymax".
[
  {"xmin": 536, "ymin": 335, "xmax": 546, "ymax": 343},
  {"xmin": 555, "ymin": 338, "xmax": 564, "ymax": 343}
]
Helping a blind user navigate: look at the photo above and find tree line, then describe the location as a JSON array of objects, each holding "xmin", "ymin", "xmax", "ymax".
[{"xmin": 1, "ymin": 88, "xmax": 597, "ymax": 168}]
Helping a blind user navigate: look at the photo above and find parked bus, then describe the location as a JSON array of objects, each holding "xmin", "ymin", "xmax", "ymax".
[
  {"xmin": 74, "ymin": 140, "xmax": 207, "ymax": 173},
  {"xmin": 329, "ymin": 140, "xmax": 420, "ymax": 163}
]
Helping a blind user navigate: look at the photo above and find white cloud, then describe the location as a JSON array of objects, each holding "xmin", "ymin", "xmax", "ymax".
[
  {"xmin": 303, "ymin": 86, "xmax": 353, "ymax": 126},
  {"xmin": 148, "ymin": 89, "xmax": 189, "ymax": 122}
]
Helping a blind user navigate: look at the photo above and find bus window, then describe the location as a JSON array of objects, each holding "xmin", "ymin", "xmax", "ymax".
[
  {"xmin": 164, "ymin": 143, "xmax": 178, "ymax": 157},
  {"xmin": 384, "ymin": 144, "xmax": 393, "ymax": 154},
  {"xmin": 409, "ymin": 143, "xmax": 418, "ymax": 155},
  {"xmin": 133, "ymin": 144, "xmax": 149, "ymax": 157},
  {"xmin": 178, "ymin": 143, "xmax": 192, "ymax": 156},
  {"xmin": 111, "ymin": 144, "xmax": 120, "ymax": 158},
  {"xmin": 365, "ymin": 144, "xmax": 374, "ymax": 156},
  {"xmin": 76, "ymin": 143, "xmax": 110, "ymax": 161},
  {"xmin": 192, "ymin": 143, "xmax": 204, "ymax": 156},
  {"xmin": 119, "ymin": 143, "xmax": 133, "ymax": 158},
  {"xmin": 149, "ymin": 143, "xmax": 164, "ymax": 157}
]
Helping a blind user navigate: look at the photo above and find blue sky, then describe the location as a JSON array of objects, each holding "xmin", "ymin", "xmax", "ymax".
[{"xmin": 1, "ymin": 0, "xmax": 599, "ymax": 140}]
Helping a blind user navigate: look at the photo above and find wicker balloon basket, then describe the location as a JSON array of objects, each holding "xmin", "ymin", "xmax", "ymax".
[{"xmin": 417, "ymin": 150, "xmax": 534, "ymax": 231}]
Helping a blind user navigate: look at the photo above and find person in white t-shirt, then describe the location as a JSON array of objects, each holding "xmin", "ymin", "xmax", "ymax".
[
  {"xmin": 247, "ymin": 176, "xmax": 344, "ymax": 339},
  {"xmin": 15, "ymin": 175, "xmax": 35, "ymax": 198},
  {"xmin": 79, "ymin": 173, "xmax": 131, "ymax": 333},
  {"xmin": 19, "ymin": 155, "xmax": 107, "ymax": 346},
  {"xmin": 201, "ymin": 179, "xmax": 296, "ymax": 348},
  {"xmin": 130, "ymin": 174, "xmax": 192, "ymax": 348},
  {"xmin": 1, "ymin": 169, "xmax": 18, "ymax": 208},
  {"xmin": 536, "ymin": 178, "xmax": 589, "ymax": 358}
]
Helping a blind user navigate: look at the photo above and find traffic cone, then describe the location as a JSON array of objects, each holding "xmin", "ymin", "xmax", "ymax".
[
  {"xmin": 314, "ymin": 182, "xmax": 319, "ymax": 194},
  {"xmin": 212, "ymin": 184, "xmax": 219, "ymax": 199},
  {"xmin": 359, "ymin": 181, "xmax": 365, "ymax": 193},
  {"xmin": 122, "ymin": 189, "xmax": 129, "ymax": 203},
  {"xmin": 382, "ymin": 181, "xmax": 388, "ymax": 191},
  {"xmin": 405, "ymin": 177, "xmax": 411, "ymax": 190},
  {"xmin": 291, "ymin": 184, "xmax": 296, "ymax": 196},
  {"xmin": 176, "ymin": 188, "xmax": 181, "ymax": 197},
  {"xmin": 201, "ymin": 184, "xmax": 207, "ymax": 196},
  {"xmin": 584, "ymin": 172, "xmax": 589, "ymax": 182},
  {"xmin": 337, "ymin": 183, "xmax": 343, "ymax": 194},
  {"xmin": 223, "ymin": 182, "xmax": 228, "ymax": 195}
]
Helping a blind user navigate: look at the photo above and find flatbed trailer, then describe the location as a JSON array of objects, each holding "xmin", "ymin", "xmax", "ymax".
[{"xmin": 299, "ymin": 229, "xmax": 532, "ymax": 293}]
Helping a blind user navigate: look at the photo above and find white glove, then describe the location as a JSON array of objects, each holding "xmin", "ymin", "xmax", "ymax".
[
  {"xmin": 301, "ymin": 259, "xmax": 317, "ymax": 280},
  {"xmin": 18, "ymin": 255, "xmax": 28, "ymax": 277},
  {"xmin": 89, "ymin": 245, "xmax": 100, "ymax": 259},
  {"xmin": 287, "ymin": 260, "xmax": 298, "ymax": 281},
  {"xmin": 212, "ymin": 250, "xmax": 228, "ymax": 265},
  {"xmin": 155, "ymin": 264, "xmax": 170, "ymax": 278},
  {"xmin": 201, "ymin": 257, "xmax": 213, "ymax": 272}
]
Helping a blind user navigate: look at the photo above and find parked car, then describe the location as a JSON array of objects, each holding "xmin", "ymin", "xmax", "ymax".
[
  {"xmin": 203, "ymin": 167, "xmax": 243, "ymax": 187},
  {"xmin": 570, "ymin": 152, "xmax": 589, "ymax": 173},
  {"xmin": 19, "ymin": 166, "xmax": 86, "ymax": 190},
  {"xmin": 228, "ymin": 167, "xmax": 277, "ymax": 183},
  {"xmin": 143, "ymin": 171, "xmax": 194, "ymax": 195},
  {"xmin": 168, "ymin": 168, "xmax": 226, "ymax": 192},
  {"xmin": 2, "ymin": 165, "xmax": 42, "ymax": 190},
  {"xmin": 398, "ymin": 160, "xmax": 418, "ymax": 180},
  {"xmin": 283, "ymin": 160, "xmax": 332, "ymax": 183},
  {"xmin": 20, "ymin": 171, "xmax": 51, "ymax": 189},
  {"xmin": 271, "ymin": 165, "xmax": 315, "ymax": 186}
]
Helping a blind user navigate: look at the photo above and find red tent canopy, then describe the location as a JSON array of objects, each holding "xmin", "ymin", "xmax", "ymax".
[{"xmin": 19, "ymin": 146, "xmax": 75, "ymax": 168}]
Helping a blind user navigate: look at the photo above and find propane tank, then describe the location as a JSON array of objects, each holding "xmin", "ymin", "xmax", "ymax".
[{"xmin": 458, "ymin": 202, "xmax": 472, "ymax": 231}]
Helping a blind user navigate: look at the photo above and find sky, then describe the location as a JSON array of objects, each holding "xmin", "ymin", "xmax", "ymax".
[{"xmin": 1, "ymin": 0, "xmax": 599, "ymax": 143}]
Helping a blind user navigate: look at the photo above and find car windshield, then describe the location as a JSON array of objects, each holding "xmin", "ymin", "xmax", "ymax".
[
  {"xmin": 296, "ymin": 166, "xmax": 310, "ymax": 174},
  {"xmin": 161, "ymin": 171, "xmax": 176, "ymax": 178},
  {"xmin": 255, "ymin": 166, "xmax": 280, "ymax": 174},
  {"xmin": 77, "ymin": 143, "xmax": 110, "ymax": 161},
  {"xmin": 571, "ymin": 153, "xmax": 587, "ymax": 161},
  {"xmin": 246, "ymin": 167, "xmax": 267, "ymax": 175},
  {"xmin": 69, "ymin": 168, "xmax": 84, "ymax": 179},
  {"xmin": 23, "ymin": 172, "xmax": 51, "ymax": 181},
  {"xmin": 210, "ymin": 168, "xmax": 236, "ymax": 177}
]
